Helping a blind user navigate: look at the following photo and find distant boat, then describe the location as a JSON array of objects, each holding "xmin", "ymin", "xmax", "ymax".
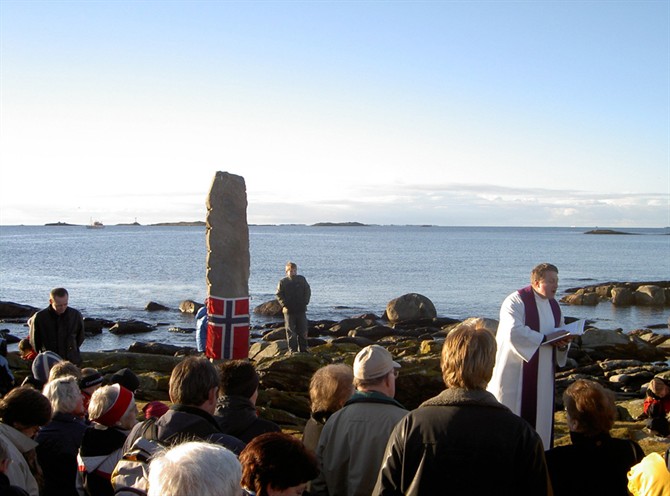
[{"xmin": 87, "ymin": 219, "xmax": 104, "ymax": 229}]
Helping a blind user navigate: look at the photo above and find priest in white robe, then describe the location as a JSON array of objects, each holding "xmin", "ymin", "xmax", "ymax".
[{"xmin": 487, "ymin": 263, "xmax": 572, "ymax": 449}]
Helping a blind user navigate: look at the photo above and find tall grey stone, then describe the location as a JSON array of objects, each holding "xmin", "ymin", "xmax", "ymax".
[
  {"xmin": 206, "ymin": 172, "xmax": 250, "ymax": 297},
  {"xmin": 205, "ymin": 172, "xmax": 251, "ymax": 360}
]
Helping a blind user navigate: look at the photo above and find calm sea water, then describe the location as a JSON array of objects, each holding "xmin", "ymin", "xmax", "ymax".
[{"xmin": 0, "ymin": 225, "xmax": 668, "ymax": 351}]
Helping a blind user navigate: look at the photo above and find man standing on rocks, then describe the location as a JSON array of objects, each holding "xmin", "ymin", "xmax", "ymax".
[
  {"xmin": 487, "ymin": 263, "xmax": 573, "ymax": 449},
  {"xmin": 311, "ymin": 345, "xmax": 407, "ymax": 496},
  {"xmin": 29, "ymin": 287, "xmax": 85, "ymax": 365},
  {"xmin": 276, "ymin": 262, "xmax": 311, "ymax": 353}
]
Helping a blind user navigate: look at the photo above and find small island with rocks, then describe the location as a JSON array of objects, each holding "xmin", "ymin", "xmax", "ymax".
[{"xmin": 585, "ymin": 229, "xmax": 634, "ymax": 235}]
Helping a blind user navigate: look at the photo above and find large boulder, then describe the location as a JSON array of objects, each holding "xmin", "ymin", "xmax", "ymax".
[
  {"xmin": 561, "ymin": 292, "xmax": 599, "ymax": 306},
  {"xmin": 611, "ymin": 287, "xmax": 634, "ymax": 306},
  {"xmin": 349, "ymin": 325, "xmax": 398, "ymax": 341},
  {"xmin": 253, "ymin": 300, "xmax": 283, "ymax": 317},
  {"xmin": 255, "ymin": 352, "xmax": 328, "ymax": 392},
  {"xmin": 109, "ymin": 320, "xmax": 156, "ymax": 335},
  {"xmin": 249, "ymin": 341, "xmax": 287, "ymax": 361},
  {"xmin": 128, "ymin": 341, "xmax": 195, "ymax": 356},
  {"xmin": 179, "ymin": 300, "xmax": 203, "ymax": 314},
  {"xmin": 0, "ymin": 302, "xmax": 38, "ymax": 319},
  {"xmin": 84, "ymin": 317, "xmax": 114, "ymax": 335},
  {"xmin": 385, "ymin": 293, "xmax": 437, "ymax": 323},
  {"xmin": 579, "ymin": 329, "xmax": 667, "ymax": 361},
  {"xmin": 634, "ymin": 285, "xmax": 666, "ymax": 306},
  {"xmin": 145, "ymin": 301, "xmax": 169, "ymax": 311},
  {"xmin": 328, "ymin": 318, "xmax": 378, "ymax": 337}
]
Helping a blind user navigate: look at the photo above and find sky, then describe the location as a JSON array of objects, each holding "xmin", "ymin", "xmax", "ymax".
[{"xmin": 1, "ymin": 1, "xmax": 668, "ymax": 227}]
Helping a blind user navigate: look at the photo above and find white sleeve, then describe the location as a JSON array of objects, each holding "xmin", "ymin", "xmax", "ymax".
[{"xmin": 499, "ymin": 293, "xmax": 544, "ymax": 363}]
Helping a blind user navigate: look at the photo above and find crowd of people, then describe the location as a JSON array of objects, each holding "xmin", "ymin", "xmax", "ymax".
[{"xmin": 1, "ymin": 268, "xmax": 669, "ymax": 495}]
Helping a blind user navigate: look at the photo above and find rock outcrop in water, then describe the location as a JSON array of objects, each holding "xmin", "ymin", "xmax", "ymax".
[{"xmin": 561, "ymin": 281, "xmax": 670, "ymax": 307}]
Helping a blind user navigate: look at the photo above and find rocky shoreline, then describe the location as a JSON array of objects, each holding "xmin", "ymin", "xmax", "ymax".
[{"xmin": 2, "ymin": 285, "xmax": 669, "ymax": 454}]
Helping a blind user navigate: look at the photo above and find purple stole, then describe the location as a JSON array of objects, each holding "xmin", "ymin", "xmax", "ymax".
[{"xmin": 517, "ymin": 285, "xmax": 561, "ymax": 437}]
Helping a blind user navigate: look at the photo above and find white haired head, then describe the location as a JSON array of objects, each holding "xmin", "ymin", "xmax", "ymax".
[
  {"xmin": 148, "ymin": 441, "xmax": 241, "ymax": 496},
  {"xmin": 42, "ymin": 375, "xmax": 84, "ymax": 416}
]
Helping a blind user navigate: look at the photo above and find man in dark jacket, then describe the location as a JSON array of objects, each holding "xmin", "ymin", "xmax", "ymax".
[
  {"xmin": 214, "ymin": 360, "xmax": 280, "ymax": 443},
  {"xmin": 29, "ymin": 287, "xmax": 85, "ymax": 365},
  {"xmin": 374, "ymin": 324, "xmax": 550, "ymax": 496},
  {"xmin": 120, "ymin": 357, "xmax": 245, "ymax": 455},
  {"xmin": 275, "ymin": 261, "xmax": 311, "ymax": 353}
]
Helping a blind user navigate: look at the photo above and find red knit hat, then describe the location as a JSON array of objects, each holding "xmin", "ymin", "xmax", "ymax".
[
  {"xmin": 142, "ymin": 401, "xmax": 169, "ymax": 419},
  {"xmin": 92, "ymin": 384, "xmax": 133, "ymax": 427}
]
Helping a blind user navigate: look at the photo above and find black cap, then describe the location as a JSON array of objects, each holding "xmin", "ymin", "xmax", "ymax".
[{"xmin": 110, "ymin": 367, "xmax": 140, "ymax": 392}]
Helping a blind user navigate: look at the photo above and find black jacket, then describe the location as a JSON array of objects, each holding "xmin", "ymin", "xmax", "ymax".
[
  {"xmin": 374, "ymin": 388, "xmax": 550, "ymax": 496},
  {"xmin": 79, "ymin": 426, "xmax": 130, "ymax": 496},
  {"xmin": 35, "ymin": 412, "xmax": 88, "ymax": 496},
  {"xmin": 214, "ymin": 395, "xmax": 280, "ymax": 443},
  {"xmin": 545, "ymin": 432, "xmax": 644, "ymax": 496},
  {"xmin": 123, "ymin": 405, "xmax": 245, "ymax": 455},
  {"xmin": 276, "ymin": 275, "xmax": 311, "ymax": 313},
  {"xmin": 30, "ymin": 306, "xmax": 85, "ymax": 364}
]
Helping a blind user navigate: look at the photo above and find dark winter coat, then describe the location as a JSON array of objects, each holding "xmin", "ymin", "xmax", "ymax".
[
  {"xmin": 545, "ymin": 431, "xmax": 644, "ymax": 496},
  {"xmin": 78, "ymin": 425, "xmax": 130, "ymax": 496},
  {"xmin": 35, "ymin": 412, "xmax": 88, "ymax": 496},
  {"xmin": 213, "ymin": 395, "xmax": 280, "ymax": 443},
  {"xmin": 122, "ymin": 405, "xmax": 245, "ymax": 455},
  {"xmin": 374, "ymin": 388, "xmax": 550, "ymax": 496},
  {"xmin": 276, "ymin": 275, "xmax": 311, "ymax": 314},
  {"xmin": 29, "ymin": 306, "xmax": 85, "ymax": 364}
]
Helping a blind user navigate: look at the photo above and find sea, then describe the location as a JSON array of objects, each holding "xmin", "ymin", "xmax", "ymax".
[{"xmin": 0, "ymin": 225, "xmax": 668, "ymax": 352}]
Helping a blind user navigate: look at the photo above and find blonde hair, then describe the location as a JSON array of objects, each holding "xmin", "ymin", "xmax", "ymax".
[
  {"xmin": 48, "ymin": 361, "xmax": 81, "ymax": 383},
  {"xmin": 309, "ymin": 364, "xmax": 354, "ymax": 414},
  {"xmin": 441, "ymin": 325, "xmax": 496, "ymax": 390}
]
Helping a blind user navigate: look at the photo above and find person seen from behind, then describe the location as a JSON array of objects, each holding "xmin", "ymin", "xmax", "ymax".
[
  {"xmin": 214, "ymin": 360, "xmax": 280, "ymax": 443},
  {"xmin": 147, "ymin": 440, "xmax": 242, "ymax": 496},
  {"xmin": 302, "ymin": 363, "xmax": 354, "ymax": 453},
  {"xmin": 240, "ymin": 431, "xmax": 319, "ymax": 496},
  {"xmin": 311, "ymin": 344, "xmax": 407, "ymax": 496},
  {"xmin": 375, "ymin": 324, "xmax": 550, "ymax": 495},
  {"xmin": 545, "ymin": 379, "xmax": 644, "ymax": 496},
  {"xmin": 627, "ymin": 447, "xmax": 670, "ymax": 496},
  {"xmin": 18, "ymin": 340, "xmax": 36, "ymax": 362},
  {"xmin": 79, "ymin": 384, "xmax": 138, "ymax": 496},
  {"xmin": 0, "ymin": 387, "xmax": 52, "ymax": 496},
  {"xmin": 36, "ymin": 376, "xmax": 88, "ymax": 496}
]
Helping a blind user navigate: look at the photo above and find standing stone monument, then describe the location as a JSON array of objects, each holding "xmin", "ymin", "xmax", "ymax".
[{"xmin": 205, "ymin": 172, "xmax": 250, "ymax": 360}]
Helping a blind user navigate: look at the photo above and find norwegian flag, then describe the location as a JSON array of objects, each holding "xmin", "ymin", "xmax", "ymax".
[{"xmin": 206, "ymin": 296, "xmax": 250, "ymax": 360}]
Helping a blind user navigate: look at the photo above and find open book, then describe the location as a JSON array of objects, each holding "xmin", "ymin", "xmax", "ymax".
[{"xmin": 543, "ymin": 319, "xmax": 586, "ymax": 345}]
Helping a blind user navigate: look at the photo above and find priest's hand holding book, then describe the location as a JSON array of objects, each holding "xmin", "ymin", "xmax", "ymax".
[{"xmin": 542, "ymin": 319, "xmax": 586, "ymax": 350}]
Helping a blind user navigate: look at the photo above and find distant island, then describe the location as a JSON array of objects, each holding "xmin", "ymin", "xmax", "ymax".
[
  {"xmin": 44, "ymin": 222, "xmax": 78, "ymax": 226},
  {"xmin": 584, "ymin": 229, "xmax": 635, "ymax": 235},
  {"xmin": 312, "ymin": 222, "xmax": 368, "ymax": 227},
  {"xmin": 149, "ymin": 221, "xmax": 206, "ymax": 227}
]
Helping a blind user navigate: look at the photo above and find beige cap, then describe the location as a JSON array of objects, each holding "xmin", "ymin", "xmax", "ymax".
[{"xmin": 353, "ymin": 345, "xmax": 400, "ymax": 380}]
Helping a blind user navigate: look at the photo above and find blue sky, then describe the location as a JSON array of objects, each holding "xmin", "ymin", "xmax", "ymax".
[{"xmin": 1, "ymin": 1, "xmax": 668, "ymax": 226}]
